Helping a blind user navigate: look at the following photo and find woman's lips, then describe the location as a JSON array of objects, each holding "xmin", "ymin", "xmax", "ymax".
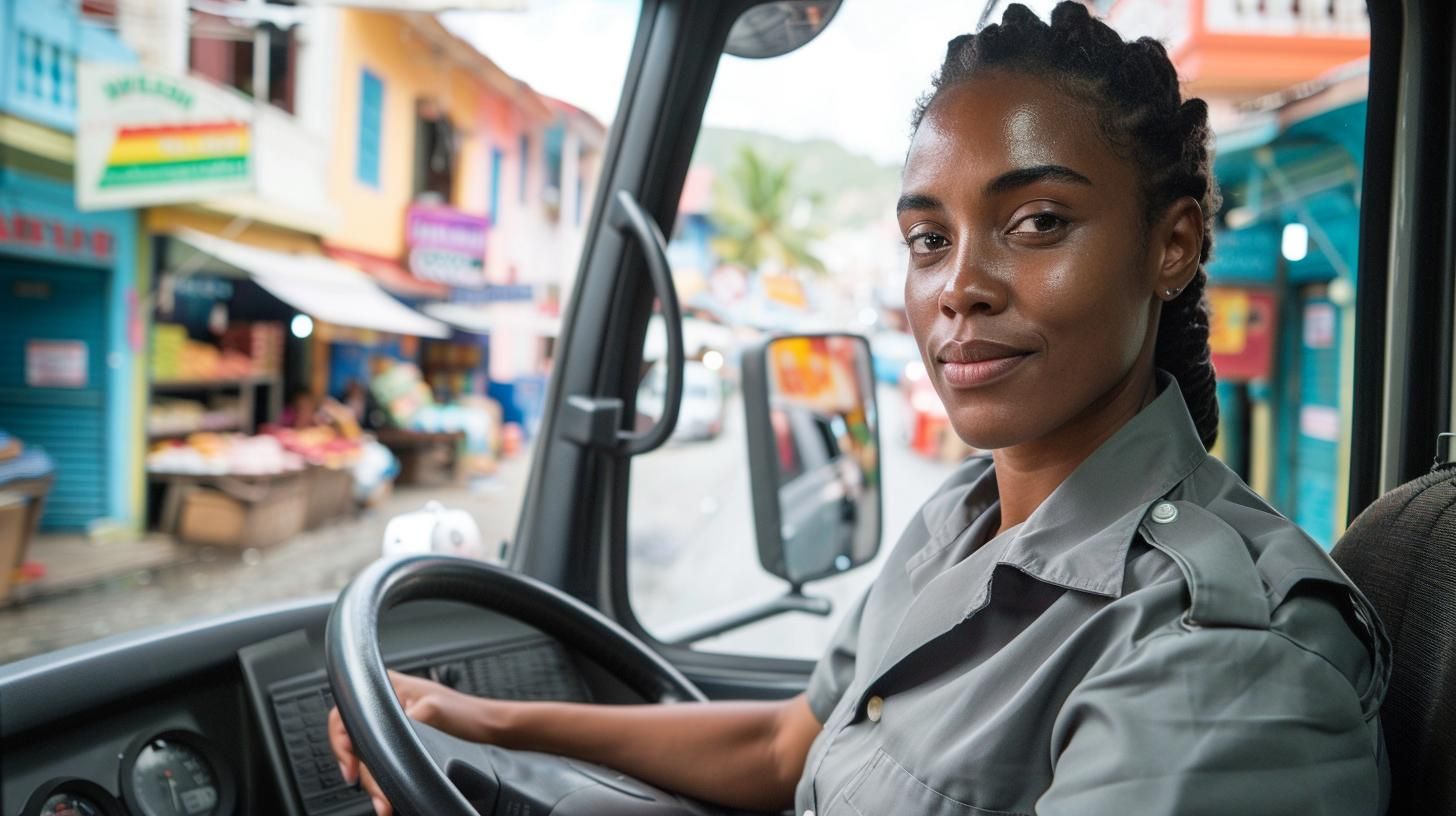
[{"xmin": 939, "ymin": 352, "xmax": 1032, "ymax": 387}]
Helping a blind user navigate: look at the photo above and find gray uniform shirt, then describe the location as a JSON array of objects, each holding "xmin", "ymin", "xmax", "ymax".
[{"xmin": 794, "ymin": 377, "xmax": 1391, "ymax": 816}]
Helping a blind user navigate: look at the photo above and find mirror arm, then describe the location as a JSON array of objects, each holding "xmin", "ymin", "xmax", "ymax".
[{"xmin": 658, "ymin": 587, "xmax": 832, "ymax": 647}]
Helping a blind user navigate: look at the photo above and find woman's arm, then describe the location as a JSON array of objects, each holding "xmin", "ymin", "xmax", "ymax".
[{"xmin": 329, "ymin": 671, "xmax": 822, "ymax": 815}]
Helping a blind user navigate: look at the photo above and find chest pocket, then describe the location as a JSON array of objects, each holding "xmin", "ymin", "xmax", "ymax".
[{"xmin": 826, "ymin": 749, "xmax": 1031, "ymax": 816}]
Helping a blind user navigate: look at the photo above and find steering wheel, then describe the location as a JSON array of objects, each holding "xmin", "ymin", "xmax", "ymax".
[{"xmin": 326, "ymin": 554, "xmax": 732, "ymax": 816}]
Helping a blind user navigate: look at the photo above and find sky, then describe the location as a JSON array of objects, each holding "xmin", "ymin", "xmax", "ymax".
[{"xmin": 442, "ymin": 0, "xmax": 1068, "ymax": 167}]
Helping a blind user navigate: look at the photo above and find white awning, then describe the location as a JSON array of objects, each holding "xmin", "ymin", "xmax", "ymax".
[
  {"xmin": 173, "ymin": 228, "xmax": 450, "ymax": 339},
  {"xmin": 423, "ymin": 302, "xmax": 561, "ymax": 338}
]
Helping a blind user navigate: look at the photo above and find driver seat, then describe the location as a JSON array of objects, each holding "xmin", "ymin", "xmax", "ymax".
[{"xmin": 1332, "ymin": 463, "xmax": 1456, "ymax": 815}]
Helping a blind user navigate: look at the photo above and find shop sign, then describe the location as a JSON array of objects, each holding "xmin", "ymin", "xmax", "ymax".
[
  {"xmin": 406, "ymin": 205, "xmax": 489, "ymax": 288},
  {"xmin": 449, "ymin": 284, "xmax": 534, "ymax": 304},
  {"xmin": 26, "ymin": 340, "xmax": 89, "ymax": 388},
  {"xmin": 1299, "ymin": 404, "xmax": 1341, "ymax": 443},
  {"xmin": 1303, "ymin": 302, "xmax": 1337, "ymax": 350},
  {"xmin": 762, "ymin": 273, "xmax": 807, "ymax": 309},
  {"xmin": 1208, "ymin": 287, "xmax": 1277, "ymax": 382},
  {"xmin": 76, "ymin": 63, "xmax": 255, "ymax": 211},
  {"xmin": 0, "ymin": 208, "xmax": 115, "ymax": 262}
]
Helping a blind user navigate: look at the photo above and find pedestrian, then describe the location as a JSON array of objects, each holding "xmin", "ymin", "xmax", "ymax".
[{"xmin": 330, "ymin": 4, "xmax": 1390, "ymax": 814}]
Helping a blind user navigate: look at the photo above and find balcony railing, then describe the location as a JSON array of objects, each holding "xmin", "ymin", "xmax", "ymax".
[
  {"xmin": 1205, "ymin": 0, "xmax": 1369, "ymax": 38},
  {"xmin": 1, "ymin": 0, "xmax": 133, "ymax": 132}
]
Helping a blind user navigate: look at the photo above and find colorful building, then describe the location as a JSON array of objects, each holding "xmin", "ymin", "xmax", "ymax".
[
  {"xmin": 324, "ymin": 11, "xmax": 606, "ymax": 435},
  {"xmin": 0, "ymin": 0, "xmax": 143, "ymax": 531}
]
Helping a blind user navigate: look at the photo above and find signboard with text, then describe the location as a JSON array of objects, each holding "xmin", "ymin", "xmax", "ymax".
[
  {"xmin": 0, "ymin": 208, "xmax": 115, "ymax": 263},
  {"xmin": 77, "ymin": 63, "xmax": 255, "ymax": 210},
  {"xmin": 406, "ymin": 205, "xmax": 490, "ymax": 289},
  {"xmin": 26, "ymin": 341, "xmax": 89, "ymax": 388}
]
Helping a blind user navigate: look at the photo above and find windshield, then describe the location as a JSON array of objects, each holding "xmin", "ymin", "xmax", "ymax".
[
  {"xmin": 0, "ymin": 0, "xmax": 640, "ymax": 664},
  {"xmin": 0, "ymin": 0, "xmax": 1371, "ymax": 668}
]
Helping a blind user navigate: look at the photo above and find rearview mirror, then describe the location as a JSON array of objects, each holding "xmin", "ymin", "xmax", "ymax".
[{"xmin": 743, "ymin": 334, "xmax": 881, "ymax": 587}]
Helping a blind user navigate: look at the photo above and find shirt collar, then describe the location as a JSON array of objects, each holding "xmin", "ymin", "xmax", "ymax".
[{"xmin": 909, "ymin": 371, "xmax": 1209, "ymax": 599}]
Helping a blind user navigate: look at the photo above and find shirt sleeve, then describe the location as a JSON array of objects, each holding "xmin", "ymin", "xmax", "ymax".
[
  {"xmin": 1036, "ymin": 627, "xmax": 1385, "ymax": 816},
  {"xmin": 804, "ymin": 587, "xmax": 870, "ymax": 723}
]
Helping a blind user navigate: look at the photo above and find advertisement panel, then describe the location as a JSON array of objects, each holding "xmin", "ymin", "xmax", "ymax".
[
  {"xmin": 76, "ymin": 64, "xmax": 255, "ymax": 210},
  {"xmin": 405, "ymin": 205, "xmax": 490, "ymax": 289}
]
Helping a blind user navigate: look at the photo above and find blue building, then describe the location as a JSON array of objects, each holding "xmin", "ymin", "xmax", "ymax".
[
  {"xmin": 1206, "ymin": 66, "xmax": 1367, "ymax": 548},
  {"xmin": 0, "ymin": 0, "xmax": 142, "ymax": 531}
]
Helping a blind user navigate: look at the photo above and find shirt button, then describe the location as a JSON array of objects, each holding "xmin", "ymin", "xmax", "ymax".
[
  {"xmin": 866, "ymin": 695, "xmax": 885, "ymax": 723},
  {"xmin": 1151, "ymin": 502, "xmax": 1178, "ymax": 524}
]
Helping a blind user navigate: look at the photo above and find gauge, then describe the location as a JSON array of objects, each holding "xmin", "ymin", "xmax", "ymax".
[
  {"xmin": 119, "ymin": 730, "xmax": 236, "ymax": 816},
  {"xmin": 20, "ymin": 778, "xmax": 125, "ymax": 816}
]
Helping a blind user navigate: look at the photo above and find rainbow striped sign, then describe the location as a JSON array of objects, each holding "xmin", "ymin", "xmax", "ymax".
[
  {"xmin": 78, "ymin": 64, "xmax": 256, "ymax": 210},
  {"xmin": 100, "ymin": 121, "xmax": 251, "ymax": 188}
]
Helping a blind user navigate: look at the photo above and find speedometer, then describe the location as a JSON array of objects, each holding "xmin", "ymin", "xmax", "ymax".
[
  {"xmin": 119, "ymin": 731, "xmax": 236, "ymax": 816},
  {"xmin": 21, "ymin": 778, "xmax": 125, "ymax": 816}
]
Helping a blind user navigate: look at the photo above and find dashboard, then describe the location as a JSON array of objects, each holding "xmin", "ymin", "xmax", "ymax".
[{"xmin": 0, "ymin": 599, "xmax": 643, "ymax": 816}]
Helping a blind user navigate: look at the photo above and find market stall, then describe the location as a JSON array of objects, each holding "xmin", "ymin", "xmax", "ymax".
[
  {"xmin": 0, "ymin": 431, "xmax": 54, "ymax": 602},
  {"xmin": 146, "ymin": 417, "xmax": 388, "ymax": 547}
]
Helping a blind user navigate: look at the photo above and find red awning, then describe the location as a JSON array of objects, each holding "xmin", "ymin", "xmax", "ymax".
[{"xmin": 323, "ymin": 244, "xmax": 450, "ymax": 299}]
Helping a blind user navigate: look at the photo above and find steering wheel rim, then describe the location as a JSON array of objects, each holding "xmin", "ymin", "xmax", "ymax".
[{"xmin": 325, "ymin": 554, "xmax": 707, "ymax": 816}]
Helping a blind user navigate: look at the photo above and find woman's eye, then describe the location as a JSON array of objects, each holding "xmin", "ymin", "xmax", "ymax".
[
  {"xmin": 907, "ymin": 232, "xmax": 949, "ymax": 254},
  {"xmin": 1009, "ymin": 212, "xmax": 1067, "ymax": 235}
]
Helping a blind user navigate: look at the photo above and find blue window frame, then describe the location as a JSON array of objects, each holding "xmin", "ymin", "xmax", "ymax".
[
  {"xmin": 357, "ymin": 69, "xmax": 384, "ymax": 187},
  {"xmin": 518, "ymin": 133, "xmax": 530, "ymax": 203},
  {"xmin": 575, "ymin": 163, "xmax": 585, "ymax": 226},
  {"xmin": 489, "ymin": 146, "xmax": 504, "ymax": 221}
]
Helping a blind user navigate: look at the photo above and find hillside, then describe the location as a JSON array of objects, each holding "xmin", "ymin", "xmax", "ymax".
[{"xmin": 690, "ymin": 127, "xmax": 902, "ymax": 229}]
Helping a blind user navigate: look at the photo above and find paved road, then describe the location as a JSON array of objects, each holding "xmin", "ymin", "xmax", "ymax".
[
  {"xmin": 627, "ymin": 384, "xmax": 960, "ymax": 659},
  {"xmin": 0, "ymin": 385, "xmax": 960, "ymax": 666}
]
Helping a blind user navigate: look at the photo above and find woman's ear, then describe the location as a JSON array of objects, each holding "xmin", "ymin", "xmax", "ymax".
[{"xmin": 1152, "ymin": 197, "xmax": 1204, "ymax": 301}]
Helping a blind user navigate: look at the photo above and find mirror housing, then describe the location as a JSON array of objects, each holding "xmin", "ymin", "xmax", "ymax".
[
  {"xmin": 724, "ymin": 1, "xmax": 842, "ymax": 59},
  {"xmin": 743, "ymin": 334, "xmax": 881, "ymax": 587}
]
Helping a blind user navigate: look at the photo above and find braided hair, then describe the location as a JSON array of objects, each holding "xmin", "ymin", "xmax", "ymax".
[{"xmin": 912, "ymin": 1, "xmax": 1222, "ymax": 449}]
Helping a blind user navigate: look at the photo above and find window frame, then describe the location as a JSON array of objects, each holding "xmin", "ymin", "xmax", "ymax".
[{"xmin": 356, "ymin": 68, "xmax": 384, "ymax": 189}]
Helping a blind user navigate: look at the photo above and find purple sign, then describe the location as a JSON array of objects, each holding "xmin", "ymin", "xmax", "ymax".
[{"xmin": 405, "ymin": 205, "xmax": 490, "ymax": 288}]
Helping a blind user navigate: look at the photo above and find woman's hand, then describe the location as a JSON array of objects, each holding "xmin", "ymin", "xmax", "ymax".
[{"xmin": 327, "ymin": 670, "xmax": 503, "ymax": 816}]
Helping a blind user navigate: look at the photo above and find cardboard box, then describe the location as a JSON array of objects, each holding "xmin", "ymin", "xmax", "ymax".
[
  {"xmin": 0, "ymin": 493, "xmax": 29, "ymax": 603},
  {"xmin": 176, "ymin": 474, "xmax": 307, "ymax": 549},
  {"xmin": 304, "ymin": 466, "xmax": 356, "ymax": 529}
]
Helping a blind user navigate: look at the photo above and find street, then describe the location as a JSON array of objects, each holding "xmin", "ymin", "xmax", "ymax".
[
  {"xmin": 627, "ymin": 384, "xmax": 960, "ymax": 659},
  {"xmin": 0, "ymin": 385, "xmax": 959, "ymax": 665}
]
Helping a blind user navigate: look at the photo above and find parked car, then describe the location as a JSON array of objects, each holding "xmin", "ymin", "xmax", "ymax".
[{"xmin": 637, "ymin": 360, "xmax": 726, "ymax": 441}]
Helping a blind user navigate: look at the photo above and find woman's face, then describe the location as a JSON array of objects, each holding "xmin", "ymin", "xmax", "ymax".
[{"xmin": 899, "ymin": 73, "xmax": 1184, "ymax": 451}]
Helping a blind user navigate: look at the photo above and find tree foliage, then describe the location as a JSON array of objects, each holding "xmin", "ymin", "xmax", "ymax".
[{"xmin": 709, "ymin": 147, "xmax": 825, "ymax": 275}]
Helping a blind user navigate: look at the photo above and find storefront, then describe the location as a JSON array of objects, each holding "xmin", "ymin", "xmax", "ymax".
[
  {"xmin": 1208, "ymin": 78, "xmax": 1365, "ymax": 548},
  {"xmin": 139, "ymin": 211, "xmax": 452, "ymax": 540},
  {"xmin": 0, "ymin": 171, "xmax": 141, "ymax": 531}
]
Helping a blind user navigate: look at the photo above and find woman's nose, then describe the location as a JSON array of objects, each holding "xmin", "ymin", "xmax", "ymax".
[{"xmin": 938, "ymin": 243, "xmax": 1006, "ymax": 318}]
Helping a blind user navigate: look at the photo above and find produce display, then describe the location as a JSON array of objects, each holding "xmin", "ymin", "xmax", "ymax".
[
  {"xmin": 268, "ymin": 426, "xmax": 363, "ymax": 470},
  {"xmin": 148, "ymin": 397, "xmax": 244, "ymax": 437},
  {"xmin": 151, "ymin": 322, "xmax": 282, "ymax": 383},
  {"xmin": 147, "ymin": 433, "xmax": 305, "ymax": 476}
]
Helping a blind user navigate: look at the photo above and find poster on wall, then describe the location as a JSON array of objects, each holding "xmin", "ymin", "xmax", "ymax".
[
  {"xmin": 1207, "ymin": 286, "xmax": 1278, "ymax": 382},
  {"xmin": 26, "ymin": 341, "xmax": 89, "ymax": 388},
  {"xmin": 76, "ymin": 63, "xmax": 255, "ymax": 210}
]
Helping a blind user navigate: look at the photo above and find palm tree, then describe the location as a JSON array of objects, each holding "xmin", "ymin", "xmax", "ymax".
[{"xmin": 709, "ymin": 147, "xmax": 825, "ymax": 275}]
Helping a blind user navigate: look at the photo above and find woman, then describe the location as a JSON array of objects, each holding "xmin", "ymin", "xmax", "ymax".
[{"xmin": 331, "ymin": 4, "xmax": 1390, "ymax": 814}]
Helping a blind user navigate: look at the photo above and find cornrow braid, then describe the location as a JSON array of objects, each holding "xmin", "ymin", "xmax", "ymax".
[{"xmin": 912, "ymin": 1, "xmax": 1223, "ymax": 449}]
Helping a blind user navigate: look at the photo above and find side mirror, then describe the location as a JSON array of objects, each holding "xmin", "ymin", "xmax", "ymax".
[{"xmin": 744, "ymin": 334, "xmax": 881, "ymax": 588}]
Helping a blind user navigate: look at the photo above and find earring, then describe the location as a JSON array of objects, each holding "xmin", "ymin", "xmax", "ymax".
[{"xmin": 1165, "ymin": 287, "xmax": 1180, "ymax": 298}]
